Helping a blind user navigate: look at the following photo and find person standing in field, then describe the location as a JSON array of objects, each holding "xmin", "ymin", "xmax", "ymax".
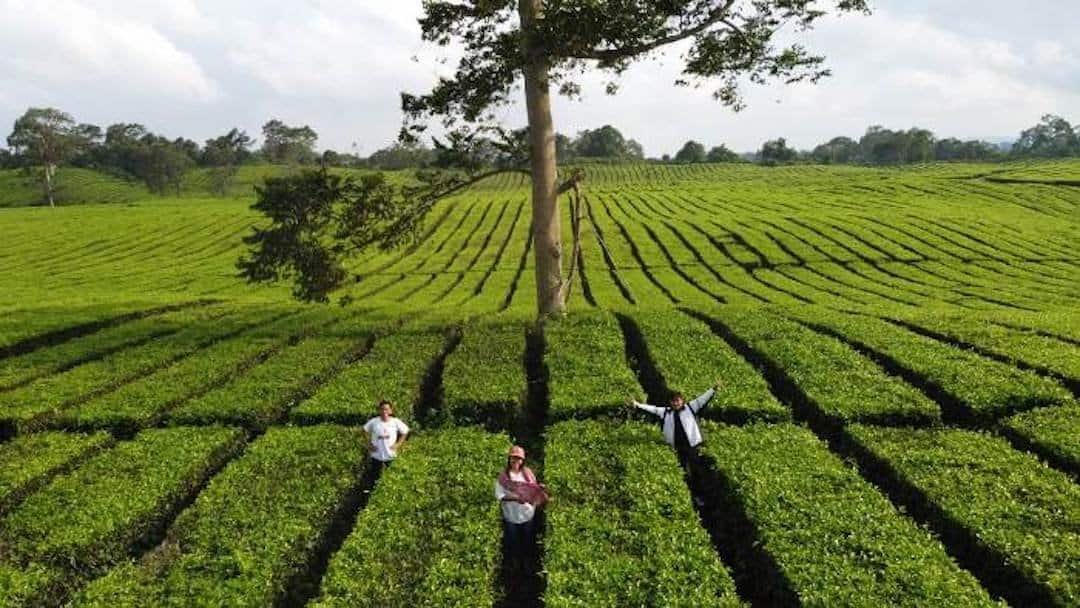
[
  {"xmin": 495, "ymin": 445, "xmax": 548, "ymax": 571},
  {"xmin": 363, "ymin": 399, "xmax": 410, "ymax": 473},
  {"xmin": 628, "ymin": 380, "xmax": 721, "ymax": 450},
  {"xmin": 627, "ymin": 380, "xmax": 722, "ymax": 481}
]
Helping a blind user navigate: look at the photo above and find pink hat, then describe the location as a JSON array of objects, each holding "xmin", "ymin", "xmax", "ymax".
[{"xmin": 508, "ymin": 445, "xmax": 526, "ymax": 459}]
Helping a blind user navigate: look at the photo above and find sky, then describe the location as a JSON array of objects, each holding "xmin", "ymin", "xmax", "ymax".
[{"xmin": 1, "ymin": 0, "xmax": 1077, "ymax": 157}]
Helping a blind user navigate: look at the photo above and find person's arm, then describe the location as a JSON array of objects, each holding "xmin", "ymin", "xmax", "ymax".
[
  {"xmin": 688, "ymin": 387, "xmax": 716, "ymax": 414},
  {"xmin": 628, "ymin": 398, "xmax": 665, "ymax": 417},
  {"xmin": 362, "ymin": 420, "xmax": 376, "ymax": 454},
  {"xmin": 495, "ymin": 479, "xmax": 521, "ymax": 503},
  {"xmin": 392, "ymin": 420, "xmax": 410, "ymax": 452}
]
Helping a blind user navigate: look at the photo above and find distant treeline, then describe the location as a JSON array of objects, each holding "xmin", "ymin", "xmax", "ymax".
[
  {"xmin": 668, "ymin": 115, "xmax": 1080, "ymax": 166},
  {"xmin": 2, "ymin": 107, "xmax": 1078, "ymax": 200}
]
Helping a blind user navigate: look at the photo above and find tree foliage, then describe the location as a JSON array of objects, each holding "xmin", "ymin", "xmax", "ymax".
[
  {"xmin": 1012, "ymin": 114, "xmax": 1080, "ymax": 158},
  {"xmin": 261, "ymin": 120, "xmax": 318, "ymax": 165},
  {"xmin": 571, "ymin": 125, "xmax": 644, "ymax": 159},
  {"xmin": 7, "ymin": 108, "xmax": 96, "ymax": 206},
  {"xmin": 811, "ymin": 136, "xmax": 858, "ymax": 164},
  {"xmin": 402, "ymin": 0, "xmax": 871, "ymax": 138},
  {"xmin": 675, "ymin": 140, "xmax": 708, "ymax": 163},
  {"xmin": 246, "ymin": 1, "xmax": 872, "ymax": 311},
  {"xmin": 858, "ymin": 126, "xmax": 934, "ymax": 164},
  {"xmin": 706, "ymin": 144, "xmax": 742, "ymax": 163},
  {"xmin": 237, "ymin": 168, "xmax": 505, "ymax": 302},
  {"xmin": 760, "ymin": 137, "xmax": 798, "ymax": 164}
]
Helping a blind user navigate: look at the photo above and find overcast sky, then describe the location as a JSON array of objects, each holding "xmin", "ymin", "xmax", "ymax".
[{"xmin": 1, "ymin": 0, "xmax": 1077, "ymax": 156}]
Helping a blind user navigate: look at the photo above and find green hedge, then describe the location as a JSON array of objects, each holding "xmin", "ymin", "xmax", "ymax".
[
  {"xmin": 0, "ymin": 431, "xmax": 112, "ymax": 515},
  {"xmin": 0, "ymin": 427, "xmax": 244, "ymax": 607},
  {"xmin": 545, "ymin": 312, "xmax": 641, "ymax": 420},
  {"xmin": 0, "ymin": 303, "xmax": 158, "ymax": 353},
  {"xmin": 442, "ymin": 322, "xmax": 526, "ymax": 429},
  {"xmin": 1002, "ymin": 405, "xmax": 1080, "ymax": 476},
  {"xmin": 848, "ymin": 425, "xmax": 1080, "ymax": 606},
  {"xmin": 290, "ymin": 330, "xmax": 446, "ymax": 425},
  {"xmin": 698, "ymin": 422, "xmax": 994, "ymax": 606},
  {"xmin": 75, "ymin": 425, "xmax": 367, "ymax": 607},
  {"xmin": 0, "ymin": 305, "xmax": 252, "ymax": 434},
  {"xmin": 894, "ymin": 312, "xmax": 1080, "ymax": 383},
  {"xmin": 797, "ymin": 309, "xmax": 1074, "ymax": 423},
  {"xmin": 312, "ymin": 428, "xmax": 505, "ymax": 608},
  {"xmin": 55, "ymin": 308, "xmax": 312, "ymax": 433},
  {"xmin": 169, "ymin": 333, "xmax": 363, "ymax": 430},
  {"xmin": 0, "ymin": 312, "xmax": 177, "ymax": 391},
  {"xmin": 545, "ymin": 420, "xmax": 742, "ymax": 607},
  {"xmin": 0, "ymin": 563, "xmax": 65, "ymax": 608},
  {"xmin": 710, "ymin": 308, "xmax": 941, "ymax": 425},
  {"xmin": 630, "ymin": 310, "xmax": 789, "ymax": 422}
]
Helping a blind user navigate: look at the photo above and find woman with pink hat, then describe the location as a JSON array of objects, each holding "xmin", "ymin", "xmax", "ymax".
[{"xmin": 495, "ymin": 444, "xmax": 548, "ymax": 570}]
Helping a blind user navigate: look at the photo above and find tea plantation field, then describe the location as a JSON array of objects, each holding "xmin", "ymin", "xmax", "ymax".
[{"xmin": 0, "ymin": 161, "xmax": 1077, "ymax": 607}]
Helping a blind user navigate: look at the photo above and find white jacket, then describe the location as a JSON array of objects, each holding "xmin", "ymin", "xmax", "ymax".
[{"xmin": 634, "ymin": 388, "xmax": 715, "ymax": 448}]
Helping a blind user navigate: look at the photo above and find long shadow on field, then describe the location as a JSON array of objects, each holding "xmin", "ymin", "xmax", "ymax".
[
  {"xmin": 495, "ymin": 323, "xmax": 548, "ymax": 608},
  {"xmin": 0, "ymin": 300, "xmax": 215, "ymax": 363},
  {"xmin": 616, "ymin": 312, "xmax": 798, "ymax": 607},
  {"xmin": 286, "ymin": 455, "xmax": 387, "ymax": 607},
  {"xmin": 687, "ymin": 307, "xmax": 1057, "ymax": 607}
]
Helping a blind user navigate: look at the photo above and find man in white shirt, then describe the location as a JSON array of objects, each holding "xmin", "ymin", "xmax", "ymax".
[
  {"xmin": 627, "ymin": 379, "xmax": 722, "ymax": 451},
  {"xmin": 362, "ymin": 399, "xmax": 410, "ymax": 473},
  {"xmin": 628, "ymin": 379, "xmax": 723, "ymax": 501}
]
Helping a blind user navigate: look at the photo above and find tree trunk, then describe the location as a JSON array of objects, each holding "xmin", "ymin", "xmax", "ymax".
[
  {"xmin": 44, "ymin": 163, "xmax": 55, "ymax": 208},
  {"xmin": 519, "ymin": 0, "xmax": 564, "ymax": 316}
]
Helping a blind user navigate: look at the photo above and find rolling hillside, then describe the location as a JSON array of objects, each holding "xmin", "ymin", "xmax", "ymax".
[{"xmin": 0, "ymin": 161, "xmax": 1077, "ymax": 607}]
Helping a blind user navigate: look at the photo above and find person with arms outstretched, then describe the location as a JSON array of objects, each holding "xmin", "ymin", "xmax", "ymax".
[
  {"xmin": 628, "ymin": 379, "xmax": 722, "ymax": 451},
  {"xmin": 628, "ymin": 380, "xmax": 722, "ymax": 495}
]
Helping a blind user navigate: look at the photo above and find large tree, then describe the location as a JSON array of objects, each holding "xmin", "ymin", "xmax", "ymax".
[
  {"xmin": 706, "ymin": 144, "xmax": 741, "ymax": 163},
  {"xmin": 402, "ymin": 0, "xmax": 869, "ymax": 315},
  {"xmin": 7, "ymin": 108, "xmax": 95, "ymax": 207},
  {"xmin": 241, "ymin": 1, "xmax": 870, "ymax": 315}
]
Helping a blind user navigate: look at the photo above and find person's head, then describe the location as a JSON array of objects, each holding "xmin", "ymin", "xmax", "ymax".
[
  {"xmin": 378, "ymin": 399, "xmax": 394, "ymax": 421},
  {"xmin": 669, "ymin": 392, "xmax": 686, "ymax": 410},
  {"xmin": 506, "ymin": 445, "xmax": 526, "ymax": 472}
]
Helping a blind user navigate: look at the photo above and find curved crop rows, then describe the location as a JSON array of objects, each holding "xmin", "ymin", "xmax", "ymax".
[{"xmin": 0, "ymin": 161, "xmax": 1077, "ymax": 607}]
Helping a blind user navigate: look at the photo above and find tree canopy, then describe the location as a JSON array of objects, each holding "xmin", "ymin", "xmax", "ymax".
[
  {"xmin": 261, "ymin": 120, "xmax": 318, "ymax": 165},
  {"xmin": 1012, "ymin": 115, "xmax": 1080, "ymax": 158},
  {"xmin": 674, "ymin": 140, "xmax": 708, "ymax": 163},
  {"xmin": 7, "ymin": 108, "xmax": 96, "ymax": 206}
]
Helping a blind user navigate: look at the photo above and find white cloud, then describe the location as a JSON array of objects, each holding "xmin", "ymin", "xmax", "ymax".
[
  {"xmin": 0, "ymin": 0, "xmax": 1076, "ymax": 154},
  {"xmin": 226, "ymin": 4, "xmax": 434, "ymax": 100},
  {"xmin": 0, "ymin": 0, "xmax": 218, "ymax": 103}
]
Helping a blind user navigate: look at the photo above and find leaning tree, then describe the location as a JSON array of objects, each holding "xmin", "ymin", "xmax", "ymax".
[{"xmin": 240, "ymin": 0, "xmax": 870, "ymax": 315}]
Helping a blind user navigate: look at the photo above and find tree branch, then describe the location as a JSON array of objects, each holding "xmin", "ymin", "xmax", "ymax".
[
  {"xmin": 561, "ymin": 0, "xmax": 737, "ymax": 62},
  {"xmin": 556, "ymin": 168, "xmax": 586, "ymax": 195},
  {"xmin": 419, "ymin": 166, "xmax": 531, "ymax": 201}
]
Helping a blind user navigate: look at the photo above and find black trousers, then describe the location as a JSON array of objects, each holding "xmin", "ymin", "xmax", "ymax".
[{"xmin": 503, "ymin": 517, "xmax": 537, "ymax": 562}]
